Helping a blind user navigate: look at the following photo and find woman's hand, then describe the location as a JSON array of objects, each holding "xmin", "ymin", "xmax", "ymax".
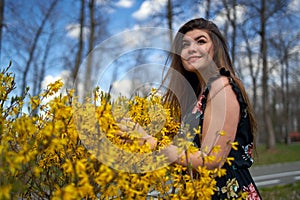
[{"xmin": 116, "ymin": 118, "xmax": 158, "ymax": 150}]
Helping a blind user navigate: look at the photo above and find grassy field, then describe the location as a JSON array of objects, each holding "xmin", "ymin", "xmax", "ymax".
[
  {"xmin": 260, "ymin": 181, "xmax": 300, "ymax": 200},
  {"xmin": 254, "ymin": 143, "xmax": 300, "ymax": 166},
  {"xmin": 253, "ymin": 143, "xmax": 300, "ymax": 199}
]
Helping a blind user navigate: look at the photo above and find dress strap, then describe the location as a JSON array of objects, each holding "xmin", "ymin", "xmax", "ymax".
[{"xmin": 219, "ymin": 67, "xmax": 248, "ymax": 119}]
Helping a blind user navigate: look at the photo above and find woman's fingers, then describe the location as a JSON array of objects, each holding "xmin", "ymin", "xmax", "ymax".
[
  {"xmin": 116, "ymin": 118, "xmax": 150, "ymax": 138},
  {"xmin": 115, "ymin": 130, "xmax": 127, "ymax": 138},
  {"xmin": 115, "ymin": 126, "xmax": 157, "ymax": 150}
]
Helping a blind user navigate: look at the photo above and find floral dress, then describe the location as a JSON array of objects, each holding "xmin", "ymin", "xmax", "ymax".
[{"xmin": 192, "ymin": 68, "xmax": 261, "ymax": 199}]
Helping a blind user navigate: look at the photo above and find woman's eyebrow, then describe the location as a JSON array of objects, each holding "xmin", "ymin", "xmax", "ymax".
[
  {"xmin": 194, "ymin": 35, "xmax": 207, "ymax": 41},
  {"xmin": 183, "ymin": 34, "xmax": 207, "ymax": 42}
]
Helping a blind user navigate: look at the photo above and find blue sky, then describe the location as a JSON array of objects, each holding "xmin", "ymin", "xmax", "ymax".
[
  {"xmin": 40, "ymin": 0, "xmax": 300, "ymax": 96},
  {"xmin": 43, "ymin": 0, "xmax": 178, "ymax": 95},
  {"xmin": 1, "ymin": 0, "xmax": 183, "ymax": 98},
  {"xmin": 2, "ymin": 0, "xmax": 300, "ymax": 98},
  {"xmin": 98, "ymin": 0, "xmax": 176, "ymax": 34},
  {"xmin": 107, "ymin": 0, "xmax": 143, "ymax": 33}
]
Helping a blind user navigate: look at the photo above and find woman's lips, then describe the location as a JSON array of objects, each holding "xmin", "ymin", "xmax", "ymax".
[{"xmin": 187, "ymin": 56, "xmax": 202, "ymax": 62}]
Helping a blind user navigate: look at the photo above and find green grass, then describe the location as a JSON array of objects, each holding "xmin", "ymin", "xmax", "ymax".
[
  {"xmin": 253, "ymin": 143, "xmax": 300, "ymax": 166},
  {"xmin": 253, "ymin": 143, "xmax": 300, "ymax": 199},
  {"xmin": 260, "ymin": 181, "xmax": 300, "ymax": 200}
]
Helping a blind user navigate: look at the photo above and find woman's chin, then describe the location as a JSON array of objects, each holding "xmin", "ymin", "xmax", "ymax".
[{"xmin": 184, "ymin": 64, "xmax": 207, "ymax": 73}]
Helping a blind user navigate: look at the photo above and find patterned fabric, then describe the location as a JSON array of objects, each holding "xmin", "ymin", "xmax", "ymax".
[{"xmin": 193, "ymin": 68, "xmax": 261, "ymax": 199}]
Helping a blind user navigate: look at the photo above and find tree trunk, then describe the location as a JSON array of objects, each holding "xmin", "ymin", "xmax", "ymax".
[
  {"xmin": 73, "ymin": 0, "xmax": 85, "ymax": 94},
  {"xmin": 222, "ymin": 0, "xmax": 237, "ymax": 67},
  {"xmin": 284, "ymin": 49, "xmax": 291, "ymax": 144},
  {"xmin": 83, "ymin": 0, "xmax": 95, "ymax": 98},
  {"xmin": 0, "ymin": 0, "xmax": 4, "ymax": 59},
  {"xmin": 260, "ymin": 0, "xmax": 276, "ymax": 149},
  {"xmin": 280, "ymin": 57, "xmax": 286, "ymax": 141},
  {"xmin": 241, "ymin": 26, "xmax": 259, "ymax": 143},
  {"xmin": 37, "ymin": 30, "xmax": 54, "ymax": 96},
  {"xmin": 205, "ymin": 0, "xmax": 211, "ymax": 19},
  {"xmin": 166, "ymin": 0, "xmax": 173, "ymax": 44}
]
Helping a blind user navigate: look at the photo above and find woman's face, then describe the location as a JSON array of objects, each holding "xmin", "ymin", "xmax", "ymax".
[{"xmin": 180, "ymin": 29, "xmax": 214, "ymax": 73}]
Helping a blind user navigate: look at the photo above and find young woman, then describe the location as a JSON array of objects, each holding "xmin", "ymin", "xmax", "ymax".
[
  {"xmin": 159, "ymin": 18, "xmax": 261, "ymax": 199},
  {"xmin": 120, "ymin": 18, "xmax": 261, "ymax": 199}
]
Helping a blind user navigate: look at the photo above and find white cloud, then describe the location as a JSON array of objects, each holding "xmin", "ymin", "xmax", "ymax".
[
  {"xmin": 120, "ymin": 25, "xmax": 152, "ymax": 48},
  {"xmin": 94, "ymin": 0, "xmax": 115, "ymax": 13},
  {"xmin": 214, "ymin": 4, "xmax": 247, "ymax": 30},
  {"xmin": 235, "ymin": 5, "xmax": 247, "ymax": 24},
  {"xmin": 40, "ymin": 70, "xmax": 72, "ymax": 103},
  {"xmin": 109, "ymin": 25, "xmax": 170, "ymax": 52},
  {"xmin": 291, "ymin": 44, "xmax": 300, "ymax": 55},
  {"xmin": 42, "ymin": 70, "xmax": 71, "ymax": 90},
  {"xmin": 288, "ymin": 0, "xmax": 300, "ymax": 12},
  {"xmin": 115, "ymin": 0, "xmax": 135, "ymax": 8},
  {"xmin": 65, "ymin": 23, "xmax": 90, "ymax": 40},
  {"xmin": 132, "ymin": 1, "xmax": 152, "ymax": 20},
  {"xmin": 111, "ymin": 78, "xmax": 161, "ymax": 99},
  {"xmin": 196, "ymin": 0, "xmax": 222, "ymax": 19},
  {"xmin": 238, "ymin": 34, "xmax": 261, "ymax": 54},
  {"xmin": 95, "ymin": 0, "xmax": 109, "ymax": 5},
  {"xmin": 132, "ymin": 0, "xmax": 167, "ymax": 20},
  {"xmin": 111, "ymin": 79, "xmax": 135, "ymax": 98}
]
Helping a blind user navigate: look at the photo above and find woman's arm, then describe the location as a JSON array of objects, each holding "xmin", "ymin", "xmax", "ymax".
[
  {"xmin": 159, "ymin": 77, "xmax": 240, "ymax": 169},
  {"xmin": 119, "ymin": 77, "xmax": 240, "ymax": 170}
]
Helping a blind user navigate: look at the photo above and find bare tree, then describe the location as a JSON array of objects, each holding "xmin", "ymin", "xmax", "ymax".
[
  {"xmin": 221, "ymin": 0, "xmax": 238, "ymax": 66},
  {"xmin": 134, "ymin": 0, "xmax": 184, "ymax": 45},
  {"xmin": 72, "ymin": 0, "xmax": 109, "ymax": 96},
  {"xmin": 0, "ymin": 0, "xmax": 4, "ymax": 59},
  {"xmin": 257, "ymin": 0, "xmax": 291, "ymax": 148},
  {"xmin": 259, "ymin": 0, "xmax": 276, "ymax": 149},
  {"xmin": 72, "ymin": 0, "xmax": 85, "ymax": 94},
  {"xmin": 0, "ymin": 2, "xmax": 120, "ymax": 99},
  {"xmin": 17, "ymin": 0, "xmax": 58, "ymax": 96},
  {"xmin": 33, "ymin": 27, "xmax": 55, "ymax": 96},
  {"xmin": 195, "ymin": 0, "xmax": 214, "ymax": 20},
  {"xmin": 205, "ymin": 0, "xmax": 211, "ymax": 19},
  {"xmin": 166, "ymin": 0, "xmax": 174, "ymax": 43},
  {"xmin": 270, "ymin": 28, "xmax": 300, "ymax": 141},
  {"xmin": 240, "ymin": 24, "xmax": 260, "ymax": 115},
  {"xmin": 83, "ymin": 0, "xmax": 95, "ymax": 98}
]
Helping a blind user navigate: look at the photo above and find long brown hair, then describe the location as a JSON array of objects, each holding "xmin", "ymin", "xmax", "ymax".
[{"xmin": 162, "ymin": 18, "xmax": 257, "ymax": 141}]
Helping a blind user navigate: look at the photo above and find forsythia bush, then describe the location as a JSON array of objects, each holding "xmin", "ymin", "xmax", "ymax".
[{"xmin": 0, "ymin": 65, "xmax": 240, "ymax": 199}]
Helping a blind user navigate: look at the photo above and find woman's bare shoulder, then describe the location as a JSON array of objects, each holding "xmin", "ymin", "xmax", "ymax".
[{"xmin": 209, "ymin": 76, "xmax": 232, "ymax": 98}]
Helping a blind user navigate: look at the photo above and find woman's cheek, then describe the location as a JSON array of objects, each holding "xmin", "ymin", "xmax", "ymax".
[{"xmin": 182, "ymin": 60, "xmax": 196, "ymax": 72}]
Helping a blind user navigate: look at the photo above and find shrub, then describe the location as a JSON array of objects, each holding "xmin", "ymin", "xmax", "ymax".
[{"xmin": 0, "ymin": 65, "xmax": 241, "ymax": 199}]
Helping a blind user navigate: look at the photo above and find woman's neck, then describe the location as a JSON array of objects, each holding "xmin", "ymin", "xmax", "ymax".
[{"xmin": 196, "ymin": 63, "xmax": 219, "ymax": 85}]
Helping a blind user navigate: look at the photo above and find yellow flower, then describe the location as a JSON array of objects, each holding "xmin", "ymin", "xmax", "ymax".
[
  {"xmin": 211, "ymin": 145, "xmax": 221, "ymax": 154},
  {"xmin": 0, "ymin": 67, "xmax": 228, "ymax": 199},
  {"xmin": 52, "ymin": 184, "xmax": 79, "ymax": 200},
  {"xmin": 30, "ymin": 96, "xmax": 41, "ymax": 110},
  {"xmin": 0, "ymin": 185, "xmax": 12, "ymax": 199},
  {"xmin": 62, "ymin": 159, "xmax": 74, "ymax": 174},
  {"xmin": 231, "ymin": 141, "xmax": 239, "ymax": 151},
  {"xmin": 218, "ymin": 130, "xmax": 226, "ymax": 136},
  {"xmin": 193, "ymin": 126, "xmax": 201, "ymax": 135},
  {"xmin": 214, "ymin": 168, "xmax": 227, "ymax": 178},
  {"xmin": 45, "ymin": 79, "xmax": 64, "ymax": 95},
  {"xmin": 204, "ymin": 155, "xmax": 216, "ymax": 164},
  {"xmin": 226, "ymin": 157, "xmax": 235, "ymax": 166}
]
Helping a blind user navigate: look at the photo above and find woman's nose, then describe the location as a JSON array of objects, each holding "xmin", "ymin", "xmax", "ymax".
[{"xmin": 188, "ymin": 42, "xmax": 197, "ymax": 53}]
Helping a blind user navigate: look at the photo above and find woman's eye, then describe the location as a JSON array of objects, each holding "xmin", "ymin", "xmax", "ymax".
[
  {"xmin": 182, "ymin": 42, "xmax": 189, "ymax": 48},
  {"xmin": 197, "ymin": 39, "xmax": 206, "ymax": 44}
]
